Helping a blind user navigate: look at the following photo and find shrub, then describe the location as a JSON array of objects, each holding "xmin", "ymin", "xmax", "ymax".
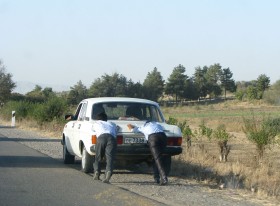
[
  {"xmin": 166, "ymin": 117, "xmax": 193, "ymax": 147},
  {"xmin": 34, "ymin": 97, "xmax": 67, "ymax": 123},
  {"xmin": 212, "ymin": 124, "xmax": 233, "ymax": 162},
  {"xmin": 246, "ymin": 86, "xmax": 259, "ymax": 100},
  {"xmin": 198, "ymin": 120, "xmax": 213, "ymax": 140},
  {"xmin": 193, "ymin": 122, "xmax": 232, "ymax": 162},
  {"xmin": 0, "ymin": 101, "xmax": 36, "ymax": 120},
  {"xmin": 235, "ymin": 90, "xmax": 245, "ymax": 101},
  {"xmin": 166, "ymin": 116, "xmax": 178, "ymax": 125},
  {"xmin": 263, "ymin": 80, "xmax": 280, "ymax": 105},
  {"xmin": 212, "ymin": 124, "xmax": 232, "ymax": 142},
  {"xmin": 243, "ymin": 114, "xmax": 278, "ymax": 160},
  {"xmin": 178, "ymin": 120, "xmax": 192, "ymax": 148}
]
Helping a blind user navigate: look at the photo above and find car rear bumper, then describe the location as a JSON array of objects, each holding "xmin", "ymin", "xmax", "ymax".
[{"xmin": 90, "ymin": 144, "xmax": 182, "ymax": 156}]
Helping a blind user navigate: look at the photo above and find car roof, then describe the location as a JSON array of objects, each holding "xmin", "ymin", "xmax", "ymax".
[{"xmin": 82, "ymin": 97, "xmax": 159, "ymax": 106}]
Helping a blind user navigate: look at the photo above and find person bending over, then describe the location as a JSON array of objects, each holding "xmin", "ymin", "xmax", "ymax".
[
  {"xmin": 92, "ymin": 112, "xmax": 118, "ymax": 183},
  {"xmin": 127, "ymin": 121, "xmax": 168, "ymax": 185}
]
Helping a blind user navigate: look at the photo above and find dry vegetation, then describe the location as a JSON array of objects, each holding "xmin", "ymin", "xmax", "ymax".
[{"xmin": 162, "ymin": 100, "xmax": 280, "ymax": 200}]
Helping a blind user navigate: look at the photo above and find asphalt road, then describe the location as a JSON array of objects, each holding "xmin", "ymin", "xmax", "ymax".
[{"xmin": 0, "ymin": 134, "xmax": 162, "ymax": 206}]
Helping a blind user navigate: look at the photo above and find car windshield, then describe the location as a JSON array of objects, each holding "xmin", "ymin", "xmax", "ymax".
[{"xmin": 92, "ymin": 102, "xmax": 164, "ymax": 122}]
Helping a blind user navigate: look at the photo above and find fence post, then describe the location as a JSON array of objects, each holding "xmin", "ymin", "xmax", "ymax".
[{"xmin": 11, "ymin": 111, "xmax": 16, "ymax": 127}]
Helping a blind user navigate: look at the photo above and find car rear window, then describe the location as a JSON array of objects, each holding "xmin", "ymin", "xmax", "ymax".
[{"xmin": 92, "ymin": 102, "xmax": 164, "ymax": 122}]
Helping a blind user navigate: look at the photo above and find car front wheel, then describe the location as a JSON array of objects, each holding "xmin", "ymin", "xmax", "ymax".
[{"xmin": 81, "ymin": 146, "xmax": 93, "ymax": 173}]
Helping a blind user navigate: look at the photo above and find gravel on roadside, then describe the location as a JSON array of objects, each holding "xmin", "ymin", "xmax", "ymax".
[{"xmin": 0, "ymin": 126, "xmax": 278, "ymax": 206}]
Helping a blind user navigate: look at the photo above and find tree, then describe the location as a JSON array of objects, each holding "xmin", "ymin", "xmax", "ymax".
[
  {"xmin": 88, "ymin": 73, "xmax": 128, "ymax": 97},
  {"xmin": 26, "ymin": 85, "xmax": 55, "ymax": 103},
  {"xmin": 0, "ymin": 60, "xmax": 16, "ymax": 104},
  {"xmin": 67, "ymin": 80, "xmax": 88, "ymax": 105},
  {"xmin": 193, "ymin": 66, "xmax": 208, "ymax": 100},
  {"xmin": 205, "ymin": 64, "xmax": 222, "ymax": 98},
  {"xmin": 165, "ymin": 64, "xmax": 188, "ymax": 102},
  {"xmin": 143, "ymin": 67, "xmax": 164, "ymax": 101},
  {"xmin": 42, "ymin": 87, "xmax": 55, "ymax": 98},
  {"xmin": 126, "ymin": 80, "xmax": 144, "ymax": 98},
  {"xmin": 220, "ymin": 68, "xmax": 236, "ymax": 99},
  {"xmin": 256, "ymin": 74, "xmax": 270, "ymax": 99},
  {"xmin": 184, "ymin": 77, "xmax": 199, "ymax": 100}
]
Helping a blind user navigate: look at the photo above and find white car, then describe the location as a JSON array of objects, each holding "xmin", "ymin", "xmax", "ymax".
[{"xmin": 61, "ymin": 97, "xmax": 182, "ymax": 173}]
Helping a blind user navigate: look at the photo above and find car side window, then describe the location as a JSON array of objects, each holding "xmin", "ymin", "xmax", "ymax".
[
  {"xmin": 78, "ymin": 103, "xmax": 88, "ymax": 121},
  {"xmin": 73, "ymin": 103, "xmax": 83, "ymax": 120}
]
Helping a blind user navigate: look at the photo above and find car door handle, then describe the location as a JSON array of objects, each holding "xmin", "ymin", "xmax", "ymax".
[{"xmin": 78, "ymin": 124, "xmax": 81, "ymax": 129}]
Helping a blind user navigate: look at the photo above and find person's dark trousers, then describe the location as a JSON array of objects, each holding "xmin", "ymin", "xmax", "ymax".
[
  {"xmin": 148, "ymin": 132, "xmax": 167, "ymax": 183},
  {"xmin": 93, "ymin": 133, "xmax": 117, "ymax": 174}
]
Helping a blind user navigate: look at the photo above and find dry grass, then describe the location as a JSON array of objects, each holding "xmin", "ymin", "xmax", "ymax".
[
  {"xmin": 164, "ymin": 100, "xmax": 280, "ymax": 200},
  {"xmin": 0, "ymin": 118, "xmax": 63, "ymax": 139}
]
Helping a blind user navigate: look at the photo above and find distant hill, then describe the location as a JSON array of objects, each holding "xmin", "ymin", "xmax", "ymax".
[{"xmin": 13, "ymin": 81, "xmax": 70, "ymax": 94}]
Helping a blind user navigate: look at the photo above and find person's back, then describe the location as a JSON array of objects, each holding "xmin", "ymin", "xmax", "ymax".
[
  {"xmin": 93, "ymin": 120, "xmax": 117, "ymax": 138},
  {"xmin": 131, "ymin": 121, "xmax": 163, "ymax": 139},
  {"xmin": 93, "ymin": 112, "xmax": 117, "ymax": 183},
  {"xmin": 127, "ymin": 121, "xmax": 168, "ymax": 185}
]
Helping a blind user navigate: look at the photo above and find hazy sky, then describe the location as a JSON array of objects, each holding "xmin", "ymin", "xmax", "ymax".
[{"xmin": 1, "ymin": 0, "xmax": 280, "ymax": 91}]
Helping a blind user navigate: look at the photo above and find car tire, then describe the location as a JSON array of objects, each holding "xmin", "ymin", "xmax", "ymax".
[
  {"xmin": 81, "ymin": 146, "xmax": 93, "ymax": 173},
  {"xmin": 63, "ymin": 143, "xmax": 75, "ymax": 164}
]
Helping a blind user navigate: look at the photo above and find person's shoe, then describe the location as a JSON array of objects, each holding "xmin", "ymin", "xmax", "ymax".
[
  {"xmin": 93, "ymin": 171, "xmax": 100, "ymax": 180},
  {"xmin": 160, "ymin": 177, "xmax": 168, "ymax": 186},
  {"xmin": 154, "ymin": 177, "xmax": 160, "ymax": 184},
  {"xmin": 102, "ymin": 171, "xmax": 112, "ymax": 183}
]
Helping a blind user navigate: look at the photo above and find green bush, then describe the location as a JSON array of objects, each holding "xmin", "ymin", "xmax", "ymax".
[
  {"xmin": 0, "ymin": 101, "xmax": 36, "ymax": 120},
  {"xmin": 235, "ymin": 90, "xmax": 245, "ymax": 101},
  {"xmin": 243, "ymin": 114, "xmax": 278, "ymax": 160},
  {"xmin": 247, "ymin": 86, "xmax": 259, "ymax": 100},
  {"xmin": 212, "ymin": 124, "xmax": 232, "ymax": 142},
  {"xmin": 0, "ymin": 97, "xmax": 68, "ymax": 124},
  {"xmin": 263, "ymin": 80, "xmax": 280, "ymax": 105},
  {"xmin": 178, "ymin": 120, "xmax": 192, "ymax": 137},
  {"xmin": 198, "ymin": 120, "xmax": 213, "ymax": 140},
  {"xmin": 166, "ymin": 117, "xmax": 193, "ymax": 147},
  {"xmin": 166, "ymin": 116, "xmax": 178, "ymax": 125},
  {"xmin": 33, "ymin": 97, "xmax": 67, "ymax": 123}
]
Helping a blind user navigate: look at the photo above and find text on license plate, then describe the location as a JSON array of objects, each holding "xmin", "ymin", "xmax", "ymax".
[{"xmin": 124, "ymin": 137, "xmax": 146, "ymax": 144}]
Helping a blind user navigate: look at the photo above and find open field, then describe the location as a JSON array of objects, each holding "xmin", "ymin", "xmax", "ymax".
[
  {"xmin": 162, "ymin": 100, "xmax": 280, "ymax": 200},
  {"xmin": 162, "ymin": 100, "xmax": 280, "ymax": 132}
]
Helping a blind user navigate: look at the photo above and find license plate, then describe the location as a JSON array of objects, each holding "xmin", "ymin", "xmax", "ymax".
[{"xmin": 124, "ymin": 137, "xmax": 146, "ymax": 144}]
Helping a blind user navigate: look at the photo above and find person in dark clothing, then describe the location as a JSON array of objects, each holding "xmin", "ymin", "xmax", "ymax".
[
  {"xmin": 92, "ymin": 112, "xmax": 118, "ymax": 183},
  {"xmin": 127, "ymin": 121, "xmax": 168, "ymax": 185}
]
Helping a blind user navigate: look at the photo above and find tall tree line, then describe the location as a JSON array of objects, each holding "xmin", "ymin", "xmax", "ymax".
[
  {"xmin": 0, "ymin": 58, "xmax": 272, "ymax": 104},
  {"xmin": 66, "ymin": 63, "xmax": 237, "ymax": 104}
]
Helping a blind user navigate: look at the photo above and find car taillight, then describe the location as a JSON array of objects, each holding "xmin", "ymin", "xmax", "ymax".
[
  {"xmin": 92, "ymin": 135, "xmax": 97, "ymax": 144},
  {"xmin": 117, "ymin": 135, "xmax": 123, "ymax": 144},
  {"xmin": 167, "ymin": 137, "xmax": 182, "ymax": 146}
]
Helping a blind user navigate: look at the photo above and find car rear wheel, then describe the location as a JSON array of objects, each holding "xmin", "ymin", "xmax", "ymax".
[
  {"xmin": 81, "ymin": 146, "xmax": 93, "ymax": 173},
  {"xmin": 63, "ymin": 143, "xmax": 75, "ymax": 164}
]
